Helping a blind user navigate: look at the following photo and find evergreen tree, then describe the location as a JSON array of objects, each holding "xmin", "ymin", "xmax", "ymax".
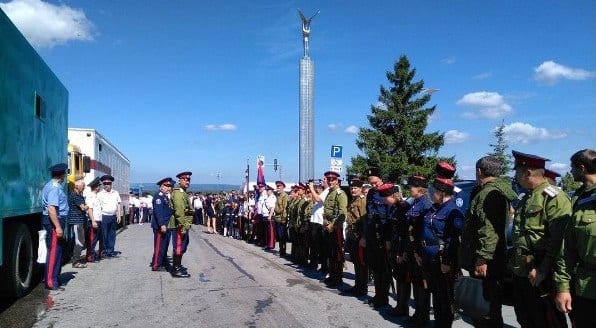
[
  {"xmin": 348, "ymin": 55, "xmax": 453, "ymax": 182},
  {"xmin": 561, "ymin": 172, "xmax": 581, "ymax": 193},
  {"xmin": 488, "ymin": 120, "xmax": 512, "ymax": 175}
]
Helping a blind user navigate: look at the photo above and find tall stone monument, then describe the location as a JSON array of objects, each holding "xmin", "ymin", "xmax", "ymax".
[{"xmin": 298, "ymin": 10, "xmax": 319, "ymax": 182}]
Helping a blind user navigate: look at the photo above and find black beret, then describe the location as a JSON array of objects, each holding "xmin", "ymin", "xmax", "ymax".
[
  {"xmin": 88, "ymin": 177, "xmax": 101, "ymax": 188},
  {"xmin": 366, "ymin": 166, "xmax": 382, "ymax": 178},
  {"xmin": 49, "ymin": 163, "xmax": 68, "ymax": 174}
]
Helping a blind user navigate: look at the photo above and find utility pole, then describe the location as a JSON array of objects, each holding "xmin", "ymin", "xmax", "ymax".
[{"xmin": 245, "ymin": 158, "xmax": 250, "ymax": 195}]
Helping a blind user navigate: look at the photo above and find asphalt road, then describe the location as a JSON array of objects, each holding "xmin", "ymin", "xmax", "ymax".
[{"xmin": 3, "ymin": 225, "xmax": 523, "ymax": 327}]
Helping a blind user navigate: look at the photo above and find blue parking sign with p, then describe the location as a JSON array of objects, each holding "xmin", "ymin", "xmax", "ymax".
[{"xmin": 331, "ymin": 145, "xmax": 343, "ymax": 158}]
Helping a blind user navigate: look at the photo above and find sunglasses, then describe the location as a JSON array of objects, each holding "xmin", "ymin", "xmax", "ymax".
[
  {"xmin": 326, "ymin": 177, "xmax": 337, "ymax": 181},
  {"xmin": 103, "ymin": 182, "xmax": 112, "ymax": 185}
]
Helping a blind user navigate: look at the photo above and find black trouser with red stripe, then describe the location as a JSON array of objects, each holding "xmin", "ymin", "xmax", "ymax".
[
  {"xmin": 326, "ymin": 227, "xmax": 344, "ymax": 282},
  {"xmin": 43, "ymin": 216, "xmax": 66, "ymax": 289},
  {"xmin": 346, "ymin": 235, "xmax": 368, "ymax": 292},
  {"xmin": 151, "ymin": 229, "xmax": 171, "ymax": 270},
  {"xmin": 86, "ymin": 221, "xmax": 103, "ymax": 261}
]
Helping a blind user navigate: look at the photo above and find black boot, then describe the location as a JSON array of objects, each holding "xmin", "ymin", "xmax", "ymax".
[{"xmin": 171, "ymin": 255, "xmax": 190, "ymax": 278}]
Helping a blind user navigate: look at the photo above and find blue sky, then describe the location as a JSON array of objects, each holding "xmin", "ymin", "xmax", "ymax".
[{"xmin": 2, "ymin": 0, "xmax": 594, "ymax": 184}]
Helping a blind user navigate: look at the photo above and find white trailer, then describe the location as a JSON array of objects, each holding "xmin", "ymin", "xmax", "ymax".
[{"xmin": 67, "ymin": 128, "xmax": 131, "ymax": 213}]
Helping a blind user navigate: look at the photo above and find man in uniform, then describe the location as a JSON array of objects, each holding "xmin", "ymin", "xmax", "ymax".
[
  {"xmin": 510, "ymin": 150, "xmax": 570, "ymax": 327},
  {"xmin": 554, "ymin": 149, "xmax": 596, "ymax": 327},
  {"xmin": 287, "ymin": 186, "xmax": 299, "ymax": 260},
  {"xmin": 344, "ymin": 177, "xmax": 368, "ymax": 296},
  {"xmin": 361, "ymin": 167, "xmax": 392, "ymax": 308},
  {"xmin": 322, "ymin": 171, "xmax": 348, "ymax": 287},
  {"xmin": 98, "ymin": 175, "xmax": 122, "ymax": 257},
  {"xmin": 420, "ymin": 166, "xmax": 464, "ymax": 328},
  {"xmin": 264, "ymin": 185, "xmax": 277, "ymax": 250},
  {"xmin": 151, "ymin": 177, "xmax": 174, "ymax": 272},
  {"xmin": 459, "ymin": 156, "xmax": 517, "ymax": 327},
  {"xmin": 42, "ymin": 163, "xmax": 69, "ymax": 290},
  {"xmin": 274, "ymin": 181, "xmax": 289, "ymax": 256},
  {"xmin": 309, "ymin": 178, "xmax": 330, "ymax": 271},
  {"xmin": 169, "ymin": 171, "xmax": 193, "ymax": 278},
  {"xmin": 292, "ymin": 184, "xmax": 307, "ymax": 263},
  {"xmin": 545, "ymin": 169, "xmax": 561, "ymax": 186}
]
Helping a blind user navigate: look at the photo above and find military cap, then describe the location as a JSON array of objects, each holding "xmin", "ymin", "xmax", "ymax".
[
  {"xmin": 88, "ymin": 177, "xmax": 101, "ymax": 188},
  {"xmin": 257, "ymin": 182, "xmax": 265, "ymax": 188},
  {"xmin": 156, "ymin": 177, "xmax": 175, "ymax": 186},
  {"xmin": 100, "ymin": 174, "xmax": 115, "ymax": 182},
  {"xmin": 544, "ymin": 169, "xmax": 561, "ymax": 181},
  {"xmin": 350, "ymin": 178, "xmax": 364, "ymax": 188},
  {"xmin": 406, "ymin": 175, "xmax": 428, "ymax": 188},
  {"xmin": 266, "ymin": 185, "xmax": 274, "ymax": 191},
  {"xmin": 436, "ymin": 162, "xmax": 456, "ymax": 179},
  {"xmin": 324, "ymin": 171, "xmax": 340, "ymax": 178},
  {"xmin": 378, "ymin": 183, "xmax": 396, "ymax": 197},
  {"xmin": 275, "ymin": 180, "xmax": 286, "ymax": 187},
  {"xmin": 366, "ymin": 166, "xmax": 382, "ymax": 178},
  {"xmin": 176, "ymin": 171, "xmax": 192, "ymax": 179},
  {"xmin": 512, "ymin": 150, "xmax": 549, "ymax": 169},
  {"xmin": 296, "ymin": 183, "xmax": 307, "ymax": 190},
  {"xmin": 49, "ymin": 163, "xmax": 68, "ymax": 174},
  {"xmin": 433, "ymin": 177, "xmax": 454, "ymax": 194}
]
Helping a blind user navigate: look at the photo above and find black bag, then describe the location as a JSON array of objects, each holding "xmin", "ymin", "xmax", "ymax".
[{"xmin": 454, "ymin": 276, "xmax": 490, "ymax": 319}]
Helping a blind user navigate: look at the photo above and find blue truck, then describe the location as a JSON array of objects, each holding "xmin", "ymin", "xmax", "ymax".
[{"xmin": 0, "ymin": 8, "xmax": 69, "ymax": 298}]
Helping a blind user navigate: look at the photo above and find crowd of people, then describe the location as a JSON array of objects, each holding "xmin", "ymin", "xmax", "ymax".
[{"xmin": 40, "ymin": 148, "xmax": 595, "ymax": 328}]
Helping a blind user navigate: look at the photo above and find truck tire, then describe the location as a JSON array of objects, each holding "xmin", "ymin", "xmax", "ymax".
[{"xmin": 5, "ymin": 224, "xmax": 34, "ymax": 298}]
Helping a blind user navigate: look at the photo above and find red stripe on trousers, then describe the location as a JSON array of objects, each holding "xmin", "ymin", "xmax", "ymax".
[
  {"xmin": 153, "ymin": 232, "xmax": 162, "ymax": 269},
  {"xmin": 268, "ymin": 220, "xmax": 275, "ymax": 248},
  {"xmin": 47, "ymin": 229, "xmax": 58, "ymax": 288},
  {"xmin": 176, "ymin": 230, "xmax": 182, "ymax": 255},
  {"xmin": 86, "ymin": 228, "xmax": 94, "ymax": 260},
  {"xmin": 358, "ymin": 245, "xmax": 365, "ymax": 266},
  {"xmin": 336, "ymin": 229, "xmax": 344, "ymax": 262}
]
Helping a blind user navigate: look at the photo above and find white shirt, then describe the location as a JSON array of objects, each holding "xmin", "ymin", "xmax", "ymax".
[
  {"xmin": 145, "ymin": 195, "xmax": 153, "ymax": 209},
  {"xmin": 98, "ymin": 189, "xmax": 121, "ymax": 215},
  {"xmin": 310, "ymin": 188, "xmax": 329, "ymax": 225},
  {"xmin": 86, "ymin": 192, "xmax": 103, "ymax": 222},
  {"xmin": 262, "ymin": 194, "xmax": 277, "ymax": 217},
  {"xmin": 193, "ymin": 197, "xmax": 203, "ymax": 209}
]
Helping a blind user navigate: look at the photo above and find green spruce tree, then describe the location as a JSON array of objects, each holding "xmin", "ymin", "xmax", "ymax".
[
  {"xmin": 488, "ymin": 120, "xmax": 513, "ymax": 175},
  {"xmin": 348, "ymin": 55, "xmax": 453, "ymax": 182},
  {"xmin": 560, "ymin": 172, "xmax": 581, "ymax": 193}
]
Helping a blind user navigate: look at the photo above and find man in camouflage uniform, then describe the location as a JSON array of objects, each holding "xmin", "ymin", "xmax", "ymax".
[
  {"xmin": 322, "ymin": 171, "xmax": 348, "ymax": 287},
  {"xmin": 344, "ymin": 177, "xmax": 368, "ymax": 296},
  {"xmin": 510, "ymin": 151, "xmax": 570, "ymax": 327},
  {"xmin": 169, "ymin": 171, "xmax": 194, "ymax": 278},
  {"xmin": 459, "ymin": 156, "xmax": 517, "ymax": 327},
  {"xmin": 554, "ymin": 149, "xmax": 596, "ymax": 328},
  {"xmin": 274, "ymin": 181, "xmax": 289, "ymax": 257},
  {"xmin": 291, "ymin": 184, "xmax": 307, "ymax": 262},
  {"xmin": 297, "ymin": 186, "xmax": 313, "ymax": 266}
]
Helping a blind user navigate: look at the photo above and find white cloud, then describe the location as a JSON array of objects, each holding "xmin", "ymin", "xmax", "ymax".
[
  {"xmin": 0, "ymin": 0, "xmax": 94, "ymax": 48},
  {"xmin": 457, "ymin": 91, "xmax": 513, "ymax": 119},
  {"xmin": 344, "ymin": 125, "xmax": 359, "ymax": 134},
  {"xmin": 501, "ymin": 122, "xmax": 567, "ymax": 144},
  {"xmin": 204, "ymin": 124, "xmax": 237, "ymax": 131},
  {"xmin": 328, "ymin": 123, "xmax": 340, "ymax": 131},
  {"xmin": 534, "ymin": 61, "xmax": 595, "ymax": 84},
  {"xmin": 458, "ymin": 165, "xmax": 476, "ymax": 180},
  {"xmin": 444, "ymin": 130, "xmax": 469, "ymax": 144},
  {"xmin": 548, "ymin": 162, "xmax": 569, "ymax": 173},
  {"xmin": 441, "ymin": 56, "xmax": 456, "ymax": 65},
  {"xmin": 472, "ymin": 72, "xmax": 492, "ymax": 80}
]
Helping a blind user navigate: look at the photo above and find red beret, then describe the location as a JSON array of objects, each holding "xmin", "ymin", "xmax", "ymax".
[
  {"xmin": 378, "ymin": 183, "xmax": 395, "ymax": 197},
  {"xmin": 436, "ymin": 162, "xmax": 456, "ymax": 179}
]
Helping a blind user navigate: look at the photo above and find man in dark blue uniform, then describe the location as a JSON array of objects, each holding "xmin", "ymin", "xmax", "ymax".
[
  {"xmin": 419, "ymin": 162, "xmax": 464, "ymax": 328},
  {"xmin": 151, "ymin": 177, "xmax": 174, "ymax": 272},
  {"xmin": 362, "ymin": 166, "xmax": 393, "ymax": 308},
  {"xmin": 41, "ymin": 163, "xmax": 69, "ymax": 290}
]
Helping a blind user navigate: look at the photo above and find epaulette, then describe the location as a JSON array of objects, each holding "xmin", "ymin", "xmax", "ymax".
[
  {"xmin": 453, "ymin": 186, "xmax": 462, "ymax": 193},
  {"xmin": 518, "ymin": 193, "xmax": 526, "ymax": 200},
  {"xmin": 158, "ymin": 192, "xmax": 163, "ymax": 196},
  {"xmin": 578, "ymin": 195, "xmax": 596, "ymax": 206},
  {"xmin": 543, "ymin": 185, "xmax": 560, "ymax": 197},
  {"xmin": 336, "ymin": 189, "xmax": 343, "ymax": 194}
]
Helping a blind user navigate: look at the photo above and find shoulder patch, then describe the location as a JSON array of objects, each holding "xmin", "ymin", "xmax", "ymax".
[
  {"xmin": 155, "ymin": 199, "xmax": 162, "ymax": 205},
  {"xmin": 158, "ymin": 192, "xmax": 163, "ymax": 196},
  {"xmin": 453, "ymin": 186, "xmax": 462, "ymax": 193},
  {"xmin": 455, "ymin": 198, "xmax": 464, "ymax": 208},
  {"xmin": 543, "ymin": 185, "xmax": 560, "ymax": 197}
]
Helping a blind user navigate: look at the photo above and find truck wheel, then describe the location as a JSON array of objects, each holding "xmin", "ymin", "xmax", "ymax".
[{"xmin": 5, "ymin": 224, "xmax": 34, "ymax": 298}]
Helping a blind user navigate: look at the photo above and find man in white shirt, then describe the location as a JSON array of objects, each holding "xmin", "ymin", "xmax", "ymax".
[
  {"xmin": 98, "ymin": 175, "xmax": 122, "ymax": 257},
  {"xmin": 192, "ymin": 192, "xmax": 203, "ymax": 225},
  {"xmin": 263, "ymin": 185, "xmax": 277, "ymax": 250},
  {"xmin": 255, "ymin": 184, "xmax": 267, "ymax": 246},
  {"xmin": 309, "ymin": 178, "xmax": 329, "ymax": 271},
  {"xmin": 86, "ymin": 177, "xmax": 103, "ymax": 262}
]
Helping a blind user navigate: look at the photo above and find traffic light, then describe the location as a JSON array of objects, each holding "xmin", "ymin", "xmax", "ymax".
[{"xmin": 274, "ymin": 159, "xmax": 278, "ymax": 171}]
